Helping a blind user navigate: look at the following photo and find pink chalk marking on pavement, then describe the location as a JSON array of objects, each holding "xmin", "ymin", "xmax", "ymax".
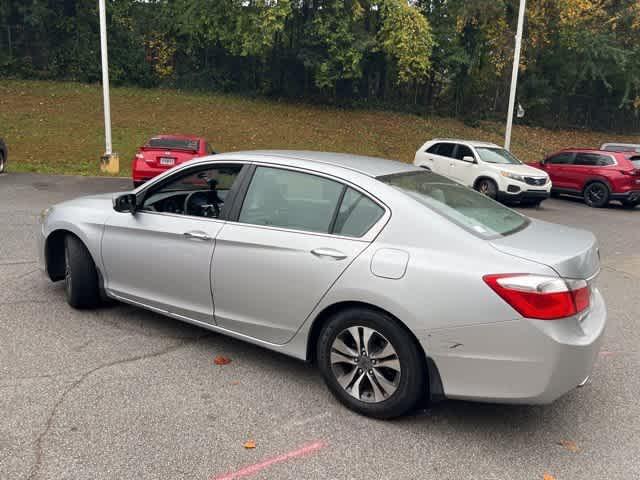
[{"xmin": 211, "ymin": 441, "xmax": 327, "ymax": 480}]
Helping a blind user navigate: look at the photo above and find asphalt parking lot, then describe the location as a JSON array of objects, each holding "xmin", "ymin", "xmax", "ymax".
[{"xmin": 1, "ymin": 172, "xmax": 639, "ymax": 480}]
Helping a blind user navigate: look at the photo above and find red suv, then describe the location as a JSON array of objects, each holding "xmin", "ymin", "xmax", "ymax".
[
  {"xmin": 132, "ymin": 135, "xmax": 216, "ymax": 187},
  {"xmin": 536, "ymin": 149, "xmax": 640, "ymax": 208}
]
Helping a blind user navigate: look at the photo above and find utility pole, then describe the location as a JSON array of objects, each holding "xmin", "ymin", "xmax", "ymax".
[
  {"xmin": 98, "ymin": 0, "xmax": 119, "ymax": 173},
  {"xmin": 504, "ymin": 0, "xmax": 526, "ymax": 151}
]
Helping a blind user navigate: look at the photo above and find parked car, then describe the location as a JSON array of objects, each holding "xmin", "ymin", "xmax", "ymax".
[
  {"xmin": 39, "ymin": 151, "xmax": 605, "ymax": 419},
  {"xmin": 601, "ymin": 142, "xmax": 640, "ymax": 153},
  {"xmin": 414, "ymin": 139, "xmax": 551, "ymax": 206},
  {"xmin": 132, "ymin": 134, "xmax": 216, "ymax": 187},
  {"xmin": 0, "ymin": 138, "xmax": 7, "ymax": 173},
  {"xmin": 536, "ymin": 148, "xmax": 640, "ymax": 208}
]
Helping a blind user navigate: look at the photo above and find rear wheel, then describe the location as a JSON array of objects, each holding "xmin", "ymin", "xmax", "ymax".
[
  {"xmin": 317, "ymin": 307, "xmax": 426, "ymax": 419},
  {"xmin": 583, "ymin": 182, "xmax": 610, "ymax": 208},
  {"xmin": 64, "ymin": 235, "xmax": 100, "ymax": 309},
  {"xmin": 475, "ymin": 178, "xmax": 498, "ymax": 199}
]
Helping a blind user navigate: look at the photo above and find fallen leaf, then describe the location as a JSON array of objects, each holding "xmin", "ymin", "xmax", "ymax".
[
  {"xmin": 214, "ymin": 355, "xmax": 232, "ymax": 365},
  {"xmin": 557, "ymin": 439, "xmax": 579, "ymax": 452},
  {"xmin": 243, "ymin": 440, "xmax": 256, "ymax": 449},
  {"xmin": 543, "ymin": 474, "xmax": 556, "ymax": 480}
]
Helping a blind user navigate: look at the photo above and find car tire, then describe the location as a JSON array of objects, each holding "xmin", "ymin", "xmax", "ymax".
[
  {"xmin": 583, "ymin": 182, "xmax": 610, "ymax": 208},
  {"xmin": 475, "ymin": 178, "xmax": 498, "ymax": 199},
  {"xmin": 0, "ymin": 151, "xmax": 5, "ymax": 173},
  {"xmin": 64, "ymin": 235, "xmax": 101, "ymax": 309},
  {"xmin": 317, "ymin": 307, "xmax": 426, "ymax": 419}
]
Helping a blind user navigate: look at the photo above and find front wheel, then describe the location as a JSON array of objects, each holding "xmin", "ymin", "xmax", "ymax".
[
  {"xmin": 475, "ymin": 178, "xmax": 498, "ymax": 199},
  {"xmin": 583, "ymin": 182, "xmax": 610, "ymax": 208},
  {"xmin": 317, "ymin": 308, "xmax": 426, "ymax": 419},
  {"xmin": 64, "ymin": 235, "xmax": 101, "ymax": 309}
]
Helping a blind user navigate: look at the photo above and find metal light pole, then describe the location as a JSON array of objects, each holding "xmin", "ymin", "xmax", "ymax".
[
  {"xmin": 98, "ymin": 0, "xmax": 119, "ymax": 173},
  {"xmin": 504, "ymin": 0, "xmax": 526, "ymax": 151}
]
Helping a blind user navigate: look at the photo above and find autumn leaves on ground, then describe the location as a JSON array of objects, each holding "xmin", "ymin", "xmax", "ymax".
[{"xmin": 2, "ymin": 79, "xmax": 638, "ymax": 177}]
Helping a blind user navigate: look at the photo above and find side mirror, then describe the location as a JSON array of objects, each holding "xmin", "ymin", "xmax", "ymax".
[
  {"xmin": 114, "ymin": 193, "xmax": 138, "ymax": 213},
  {"xmin": 462, "ymin": 155, "xmax": 476, "ymax": 164}
]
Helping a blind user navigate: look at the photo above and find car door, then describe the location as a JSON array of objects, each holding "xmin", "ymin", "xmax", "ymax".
[
  {"xmin": 543, "ymin": 152, "xmax": 575, "ymax": 190},
  {"xmin": 448, "ymin": 144, "xmax": 477, "ymax": 187},
  {"xmin": 101, "ymin": 162, "xmax": 247, "ymax": 323},
  {"xmin": 421, "ymin": 142, "xmax": 456, "ymax": 176},
  {"xmin": 212, "ymin": 165, "xmax": 387, "ymax": 344}
]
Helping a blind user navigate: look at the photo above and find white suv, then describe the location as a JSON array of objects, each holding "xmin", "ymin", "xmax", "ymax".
[{"xmin": 414, "ymin": 139, "xmax": 551, "ymax": 206}]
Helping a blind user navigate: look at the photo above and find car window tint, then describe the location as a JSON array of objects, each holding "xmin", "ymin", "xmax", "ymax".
[
  {"xmin": 333, "ymin": 188, "xmax": 384, "ymax": 237},
  {"xmin": 547, "ymin": 153, "xmax": 574, "ymax": 165},
  {"xmin": 239, "ymin": 167, "xmax": 343, "ymax": 234},
  {"xmin": 426, "ymin": 143, "xmax": 441, "ymax": 154},
  {"xmin": 454, "ymin": 145, "xmax": 474, "ymax": 160},
  {"xmin": 574, "ymin": 153, "xmax": 612, "ymax": 166},
  {"xmin": 379, "ymin": 171, "xmax": 529, "ymax": 239},
  {"xmin": 435, "ymin": 143, "xmax": 456, "ymax": 158}
]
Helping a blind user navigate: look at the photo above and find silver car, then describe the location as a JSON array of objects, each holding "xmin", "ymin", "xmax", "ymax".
[{"xmin": 38, "ymin": 151, "xmax": 606, "ymax": 418}]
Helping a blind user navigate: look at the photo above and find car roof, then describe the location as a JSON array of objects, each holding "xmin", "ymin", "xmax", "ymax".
[
  {"xmin": 225, "ymin": 150, "xmax": 421, "ymax": 178},
  {"xmin": 427, "ymin": 138, "xmax": 501, "ymax": 148},
  {"xmin": 601, "ymin": 142, "xmax": 640, "ymax": 147}
]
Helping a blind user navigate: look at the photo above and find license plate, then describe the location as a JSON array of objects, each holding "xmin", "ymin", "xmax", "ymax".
[{"xmin": 160, "ymin": 157, "xmax": 175, "ymax": 166}]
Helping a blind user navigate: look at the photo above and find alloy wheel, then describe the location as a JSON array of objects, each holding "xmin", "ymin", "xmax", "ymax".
[
  {"xmin": 64, "ymin": 248, "xmax": 72, "ymax": 296},
  {"xmin": 330, "ymin": 326, "xmax": 401, "ymax": 403}
]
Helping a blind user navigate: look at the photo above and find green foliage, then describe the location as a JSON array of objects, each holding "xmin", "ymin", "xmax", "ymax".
[{"xmin": 1, "ymin": 0, "xmax": 639, "ymax": 130}]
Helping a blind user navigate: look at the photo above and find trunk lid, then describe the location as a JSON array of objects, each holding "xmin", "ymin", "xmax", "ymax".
[
  {"xmin": 490, "ymin": 219, "xmax": 599, "ymax": 279},
  {"xmin": 140, "ymin": 147, "xmax": 199, "ymax": 168}
]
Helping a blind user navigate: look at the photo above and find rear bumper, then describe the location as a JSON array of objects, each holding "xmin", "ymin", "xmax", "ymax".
[
  {"xmin": 132, "ymin": 160, "xmax": 171, "ymax": 183},
  {"xmin": 426, "ymin": 289, "xmax": 606, "ymax": 404}
]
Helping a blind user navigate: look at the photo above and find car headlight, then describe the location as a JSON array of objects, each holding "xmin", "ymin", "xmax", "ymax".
[
  {"xmin": 39, "ymin": 207, "xmax": 52, "ymax": 224},
  {"xmin": 500, "ymin": 171, "xmax": 526, "ymax": 182}
]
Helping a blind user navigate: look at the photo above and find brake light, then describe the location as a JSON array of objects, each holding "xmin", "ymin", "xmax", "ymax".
[
  {"xmin": 483, "ymin": 274, "xmax": 590, "ymax": 320},
  {"xmin": 135, "ymin": 153, "xmax": 144, "ymax": 161}
]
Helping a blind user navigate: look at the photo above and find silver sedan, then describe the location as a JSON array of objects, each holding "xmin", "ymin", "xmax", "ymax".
[{"xmin": 38, "ymin": 151, "xmax": 606, "ymax": 418}]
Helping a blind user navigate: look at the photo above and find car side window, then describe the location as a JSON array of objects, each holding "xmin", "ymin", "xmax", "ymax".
[
  {"xmin": 426, "ymin": 143, "xmax": 441, "ymax": 154},
  {"xmin": 333, "ymin": 188, "xmax": 384, "ymax": 237},
  {"xmin": 454, "ymin": 145, "xmax": 474, "ymax": 161},
  {"xmin": 141, "ymin": 164, "xmax": 242, "ymax": 218},
  {"xmin": 238, "ymin": 167, "xmax": 344, "ymax": 234},
  {"xmin": 546, "ymin": 153, "xmax": 574, "ymax": 165},
  {"xmin": 574, "ymin": 153, "xmax": 612, "ymax": 166},
  {"xmin": 435, "ymin": 143, "xmax": 456, "ymax": 158}
]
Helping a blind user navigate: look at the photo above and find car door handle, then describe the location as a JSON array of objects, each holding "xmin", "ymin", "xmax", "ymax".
[
  {"xmin": 311, "ymin": 248, "xmax": 348, "ymax": 260},
  {"xmin": 183, "ymin": 231, "xmax": 212, "ymax": 241}
]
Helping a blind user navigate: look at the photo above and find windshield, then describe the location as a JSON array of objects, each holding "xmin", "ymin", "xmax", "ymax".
[
  {"xmin": 379, "ymin": 171, "xmax": 529, "ymax": 239},
  {"xmin": 476, "ymin": 147, "xmax": 522, "ymax": 165},
  {"xmin": 147, "ymin": 138, "xmax": 200, "ymax": 151},
  {"xmin": 630, "ymin": 156, "xmax": 640, "ymax": 169}
]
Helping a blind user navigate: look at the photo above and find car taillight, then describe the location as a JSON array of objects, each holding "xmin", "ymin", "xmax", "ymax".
[
  {"xmin": 483, "ymin": 274, "xmax": 590, "ymax": 320},
  {"xmin": 135, "ymin": 153, "xmax": 144, "ymax": 161}
]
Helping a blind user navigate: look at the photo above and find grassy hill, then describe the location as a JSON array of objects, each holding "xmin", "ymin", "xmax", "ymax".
[{"xmin": 1, "ymin": 79, "xmax": 638, "ymax": 176}]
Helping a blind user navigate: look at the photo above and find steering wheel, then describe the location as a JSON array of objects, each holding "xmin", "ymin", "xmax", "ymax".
[{"xmin": 184, "ymin": 191, "xmax": 220, "ymax": 218}]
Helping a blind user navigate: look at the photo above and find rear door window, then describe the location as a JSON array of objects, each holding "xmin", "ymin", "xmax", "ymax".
[
  {"xmin": 238, "ymin": 167, "xmax": 344, "ymax": 234},
  {"xmin": 435, "ymin": 143, "xmax": 456, "ymax": 158},
  {"xmin": 333, "ymin": 188, "xmax": 384, "ymax": 237},
  {"xmin": 546, "ymin": 153, "xmax": 574, "ymax": 165}
]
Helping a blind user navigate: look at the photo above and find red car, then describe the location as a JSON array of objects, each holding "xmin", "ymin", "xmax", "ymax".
[
  {"xmin": 536, "ymin": 148, "xmax": 640, "ymax": 208},
  {"xmin": 132, "ymin": 135, "xmax": 216, "ymax": 187}
]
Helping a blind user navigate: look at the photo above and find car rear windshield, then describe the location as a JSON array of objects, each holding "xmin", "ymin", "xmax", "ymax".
[
  {"xmin": 379, "ymin": 171, "xmax": 529, "ymax": 239},
  {"xmin": 146, "ymin": 138, "xmax": 199, "ymax": 151},
  {"xmin": 475, "ymin": 147, "xmax": 522, "ymax": 165}
]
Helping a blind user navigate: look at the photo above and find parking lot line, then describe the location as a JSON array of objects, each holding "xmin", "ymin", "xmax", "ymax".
[{"xmin": 210, "ymin": 441, "xmax": 327, "ymax": 480}]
